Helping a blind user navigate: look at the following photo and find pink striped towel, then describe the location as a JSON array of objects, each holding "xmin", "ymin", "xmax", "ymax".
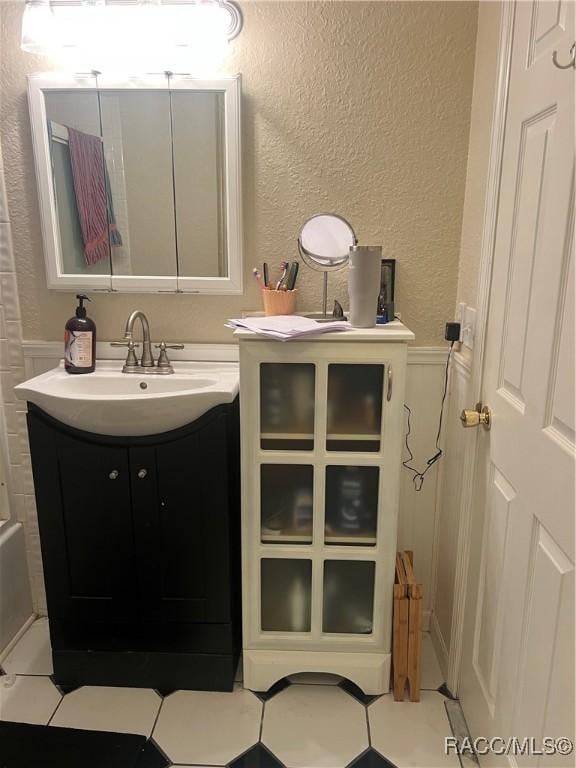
[{"xmin": 67, "ymin": 126, "xmax": 111, "ymax": 266}]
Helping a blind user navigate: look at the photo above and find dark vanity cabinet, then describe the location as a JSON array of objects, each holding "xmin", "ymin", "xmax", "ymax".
[{"xmin": 26, "ymin": 400, "xmax": 241, "ymax": 692}]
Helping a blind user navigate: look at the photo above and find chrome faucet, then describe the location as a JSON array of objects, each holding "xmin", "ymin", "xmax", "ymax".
[
  {"xmin": 124, "ymin": 311, "xmax": 155, "ymax": 367},
  {"xmin": 113, "ymin": 311, "xmax": 155, "ymax": 373},
  {"xmin": 113, "ymin": 311, "xmax": 184, "ymax": 374}
]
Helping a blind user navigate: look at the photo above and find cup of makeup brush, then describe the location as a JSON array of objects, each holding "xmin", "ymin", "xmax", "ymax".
[
  {"xmin": 347, "ymin": 245, "xmax": 382, "ymax": 328},
  {"xmin": 261, "ymin": 288, "xmax": 298, "ymax": 316}
]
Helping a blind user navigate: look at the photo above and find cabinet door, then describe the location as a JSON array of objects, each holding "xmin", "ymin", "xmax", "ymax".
[
  {"xmin": 137, "ymin": 412, "xmax": 233, "ymax": 623},
  {"xmin": 27, "ymin": 412, "xmax": 134, "ymax": 622}
]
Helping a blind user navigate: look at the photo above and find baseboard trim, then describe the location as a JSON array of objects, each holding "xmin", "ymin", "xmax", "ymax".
[
  {"xmin": 0, "ymin": 613, "xmax": 36, "ymax": 664},
  {"xmin": 430, "ymin": 611, "xmax": 449, "ymax": 679}
]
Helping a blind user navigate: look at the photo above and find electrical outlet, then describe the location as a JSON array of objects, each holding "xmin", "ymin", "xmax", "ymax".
[{"xmin": 462, "ymin": 306, "xmax": 477, "ymax": 349}]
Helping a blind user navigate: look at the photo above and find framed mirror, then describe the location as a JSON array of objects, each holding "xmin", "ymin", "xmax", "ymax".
[{"xmin": 28, "ymin": 73, "xmax": 242, "ymax": 294}]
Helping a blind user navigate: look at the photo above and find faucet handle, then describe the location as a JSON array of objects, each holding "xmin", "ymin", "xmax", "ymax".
[
  {"xmin": 111, "ymin": 340, "xmax": 140, "ymax": 372},
  {"xmin": 154, "ymin": 343, "xmax": 184, "ymax": 350},
  {"xmin": 154, "ymin": 342, "xmax": 183, "ymax": 374}
]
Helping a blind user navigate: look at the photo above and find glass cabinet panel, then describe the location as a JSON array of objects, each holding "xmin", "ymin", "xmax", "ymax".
[
  {"xmin": 260, "ymin": 363, "xmax": 315, "ymax": 450},
  {"xmin": 45, "ymin": 91, "xmax": 113, "ymax": 277},
  {"xmin": 261, "ymin": 464, "xmax": 313, "ymax": 544},
  {"xmin": 322, "ymin": 560, "xmax": 375, "ymax": 634},
  {"xmin": 261, "ymin": 559, "xmax": 312, "ymax": 632},
  {"xmin": 326, "ymin": 364, "xmax": 384, "ymax": 451},
  {"xmin": 324, "ymin": 466, "xmax": 379, "ymax": 545}
]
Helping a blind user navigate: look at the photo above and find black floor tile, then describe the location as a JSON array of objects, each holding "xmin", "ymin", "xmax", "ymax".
[
  {"xmin": 0, "ymin": 721, "xmax": 167, "ymax": 768},
  {"xmin": 50, "ymin": 674, "xmax": 82, "ymax": 695},
  {"xmin": 437, "ymin": 682, "xmax": 457, "ymax": 700},
  {"xmin": 134, "ymin": 739, "xmax": 170, "ymax": 767},
  {"xmin": 253, "ymin": 677, "xmax": 291, "ymax": 702},
  {"xmin": 346, "ymin": 748, "xmax": 398, "ymax": 767},
  {"xmin": 229, "ymin": 743, "xmax": 286, "ymax": 767},
  {"xmin": 338, "ymin": 679, "xmax": 380, "ymax": 706},
  {"xmin": 154, "ymin": 688, "xmax": 175, "ymax": 698}
]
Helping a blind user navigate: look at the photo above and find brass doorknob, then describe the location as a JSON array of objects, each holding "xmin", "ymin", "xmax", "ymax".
[{"xmin": 460, "ymin": 403, "xmax": 491, "ymax": 430}]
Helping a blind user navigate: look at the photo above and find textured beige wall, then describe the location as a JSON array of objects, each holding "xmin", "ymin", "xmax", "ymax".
[
  {"xmin": 456, "ymin": 0, "xmax": 501, "ymax": 311},
  {"xmin": 0, "ymin": 1, "xmax": 477, "ymax": 345}
]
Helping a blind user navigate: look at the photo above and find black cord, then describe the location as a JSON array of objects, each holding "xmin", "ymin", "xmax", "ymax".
[{"xmin": 403, "ymin": 342, "xmax": 454, "ymax": 491}]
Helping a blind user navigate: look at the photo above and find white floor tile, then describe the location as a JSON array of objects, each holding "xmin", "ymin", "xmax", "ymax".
[
  {"xmin": 262, "ymin": 684, "xmax": 368, "ymax": 768},
  {"xmin": 369, "ymin": 691, "xmax": 459, "ymax": 768},
  {"xmin": 421, "ymin": 632, "xmax": 444, "ymax": 690},
  {"xmin": 0, "ymin": 674, "xmax": 61, "ymax": 725},
  {"xmin": 1, "ymin": 618, "xmax": 53, "ymax": 676},
  {"xmin": 50, "ymin": 685, "xmax": 161, "ymax": 736},
  {"xmin": 153, "ymin": 686, "xmax": 262, "ymax": 766},
  {"xmin": 287, "ymin": 672, "xmax": 343, "ymax": 685}
]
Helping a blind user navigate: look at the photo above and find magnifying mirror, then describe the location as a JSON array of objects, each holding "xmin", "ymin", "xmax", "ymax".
[{"xmin": 298, "ymin": 213, "xmax": 357, "ymax": 318}]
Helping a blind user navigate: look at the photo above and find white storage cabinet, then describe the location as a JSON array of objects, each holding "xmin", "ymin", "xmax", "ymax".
[{"xmin": 237, "ymin": 323, "xmax": 414, "ymax": 694}]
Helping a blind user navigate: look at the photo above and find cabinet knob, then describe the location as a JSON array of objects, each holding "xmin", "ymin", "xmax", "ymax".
[
  {"xmin": 137, "ymin": 468, "xmax": 148, "ymax": 479},
  {"xmin": 109, "ymin": 470, "xmax": 119, "ymax": 480}
]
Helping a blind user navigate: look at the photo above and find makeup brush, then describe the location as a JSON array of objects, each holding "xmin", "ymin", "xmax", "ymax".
[{"xmin": 252, "ymin": 268, "xmax": 266, "ymax": 289}]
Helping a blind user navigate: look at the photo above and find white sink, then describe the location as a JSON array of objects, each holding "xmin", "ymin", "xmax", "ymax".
[{"xmin": 15, "ymin": 360, "xmax": 239, "ymax": 436}]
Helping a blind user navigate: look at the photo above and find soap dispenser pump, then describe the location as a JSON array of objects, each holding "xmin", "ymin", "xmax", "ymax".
[{"xmin": 64, "ymin": 294, "xmax": 96, "ymax": 374}]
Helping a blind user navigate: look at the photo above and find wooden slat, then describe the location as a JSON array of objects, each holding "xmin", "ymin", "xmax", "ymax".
[
  {"xmin": 409, "ymin": 582, "xmax": 423, "ymax": 600},
  {"xmin": 396, "ymin": 552, "xmax": 407, "ymax": 585},
  {"xmin": 407, "ymin": 593, "xmax": 423, "ymax": 701},
  {"xmin": 401, "ymin": 551, "xmax": 416, "ymax": 585},
  {"xmin": 392, "ymin": 550, "xmax": 423, "ymax": 702},
  {"xmin": 392, "ymin": 587, "xmax": 409, "ymax": 700}
]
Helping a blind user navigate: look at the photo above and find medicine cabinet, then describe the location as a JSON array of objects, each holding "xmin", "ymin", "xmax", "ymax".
[
  {"xmin": 28, "ymin": 73, "xmax": 242, "ymax": 294},
  {"xmin": 238, "ymin": 323, "xmax": 415, "ymax": 695}
]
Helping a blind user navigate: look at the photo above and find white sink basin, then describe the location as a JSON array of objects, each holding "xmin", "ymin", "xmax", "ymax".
[{"xmin": 15, "ymin": 360, "xmax": 239, "ymax": 436}]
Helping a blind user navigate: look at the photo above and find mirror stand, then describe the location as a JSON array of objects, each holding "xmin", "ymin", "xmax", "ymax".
[{"xmin": 298, "ymin": 213, "xmax": 357, "ymax": 321}]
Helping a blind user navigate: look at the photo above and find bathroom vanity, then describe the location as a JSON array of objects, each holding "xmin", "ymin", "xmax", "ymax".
[
  {"xmin": 18, "ymin": 364, "xmax": 241, "ymax": 692},
  {"xmin": 237, "ymin": 322, "xmax": 414, "ymax": 695}
]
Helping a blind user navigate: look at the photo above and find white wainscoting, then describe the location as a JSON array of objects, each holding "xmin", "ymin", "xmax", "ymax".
[
  {"xmin": 430, "ymin": 351, "xmax": 473, "ymax": 677},
  {"xmin": 21, "ymin": 342, "xmax": 449, "ymax": 628}
]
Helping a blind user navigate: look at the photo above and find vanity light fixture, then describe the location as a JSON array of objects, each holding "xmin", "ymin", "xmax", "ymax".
[{"xmin": 21, "ymin": 0, "xmax": 243, "ymax": 68}]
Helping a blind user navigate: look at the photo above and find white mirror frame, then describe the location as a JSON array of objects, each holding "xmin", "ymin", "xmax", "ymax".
[{"xmin": 28, "ymin": 72, "xmax": 243, "ymax": 295}]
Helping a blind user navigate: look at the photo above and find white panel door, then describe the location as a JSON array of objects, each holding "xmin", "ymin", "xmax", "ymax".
[{"xmin": 459, "ymin": 1, "xmax": 575, "ymax": 765}]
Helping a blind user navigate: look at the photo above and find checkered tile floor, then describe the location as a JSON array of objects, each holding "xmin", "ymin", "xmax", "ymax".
[{"xmin": 0, "ymin": 619, "xmax": 459, "ymax": 767}]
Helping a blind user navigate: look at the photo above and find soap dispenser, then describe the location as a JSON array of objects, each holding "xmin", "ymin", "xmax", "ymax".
[{"xmin": 64, "ymin": 294, "xmax": 96, "ymax": 374}]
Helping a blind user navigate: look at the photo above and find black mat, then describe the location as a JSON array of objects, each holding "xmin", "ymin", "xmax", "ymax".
[{"xmin": 0, "ymin": 721, "xmax": 168, "ymax": 768}]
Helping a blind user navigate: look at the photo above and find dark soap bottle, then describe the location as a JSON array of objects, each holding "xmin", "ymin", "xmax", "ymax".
[{"xmin": 64, "ymin": 294, "xmax": 96, "ymax": 374}]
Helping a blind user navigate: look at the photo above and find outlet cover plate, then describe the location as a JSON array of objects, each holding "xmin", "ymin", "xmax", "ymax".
[{"xmin": 462, "ymin": 306, "xmax": 477, "ymax": 349}]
